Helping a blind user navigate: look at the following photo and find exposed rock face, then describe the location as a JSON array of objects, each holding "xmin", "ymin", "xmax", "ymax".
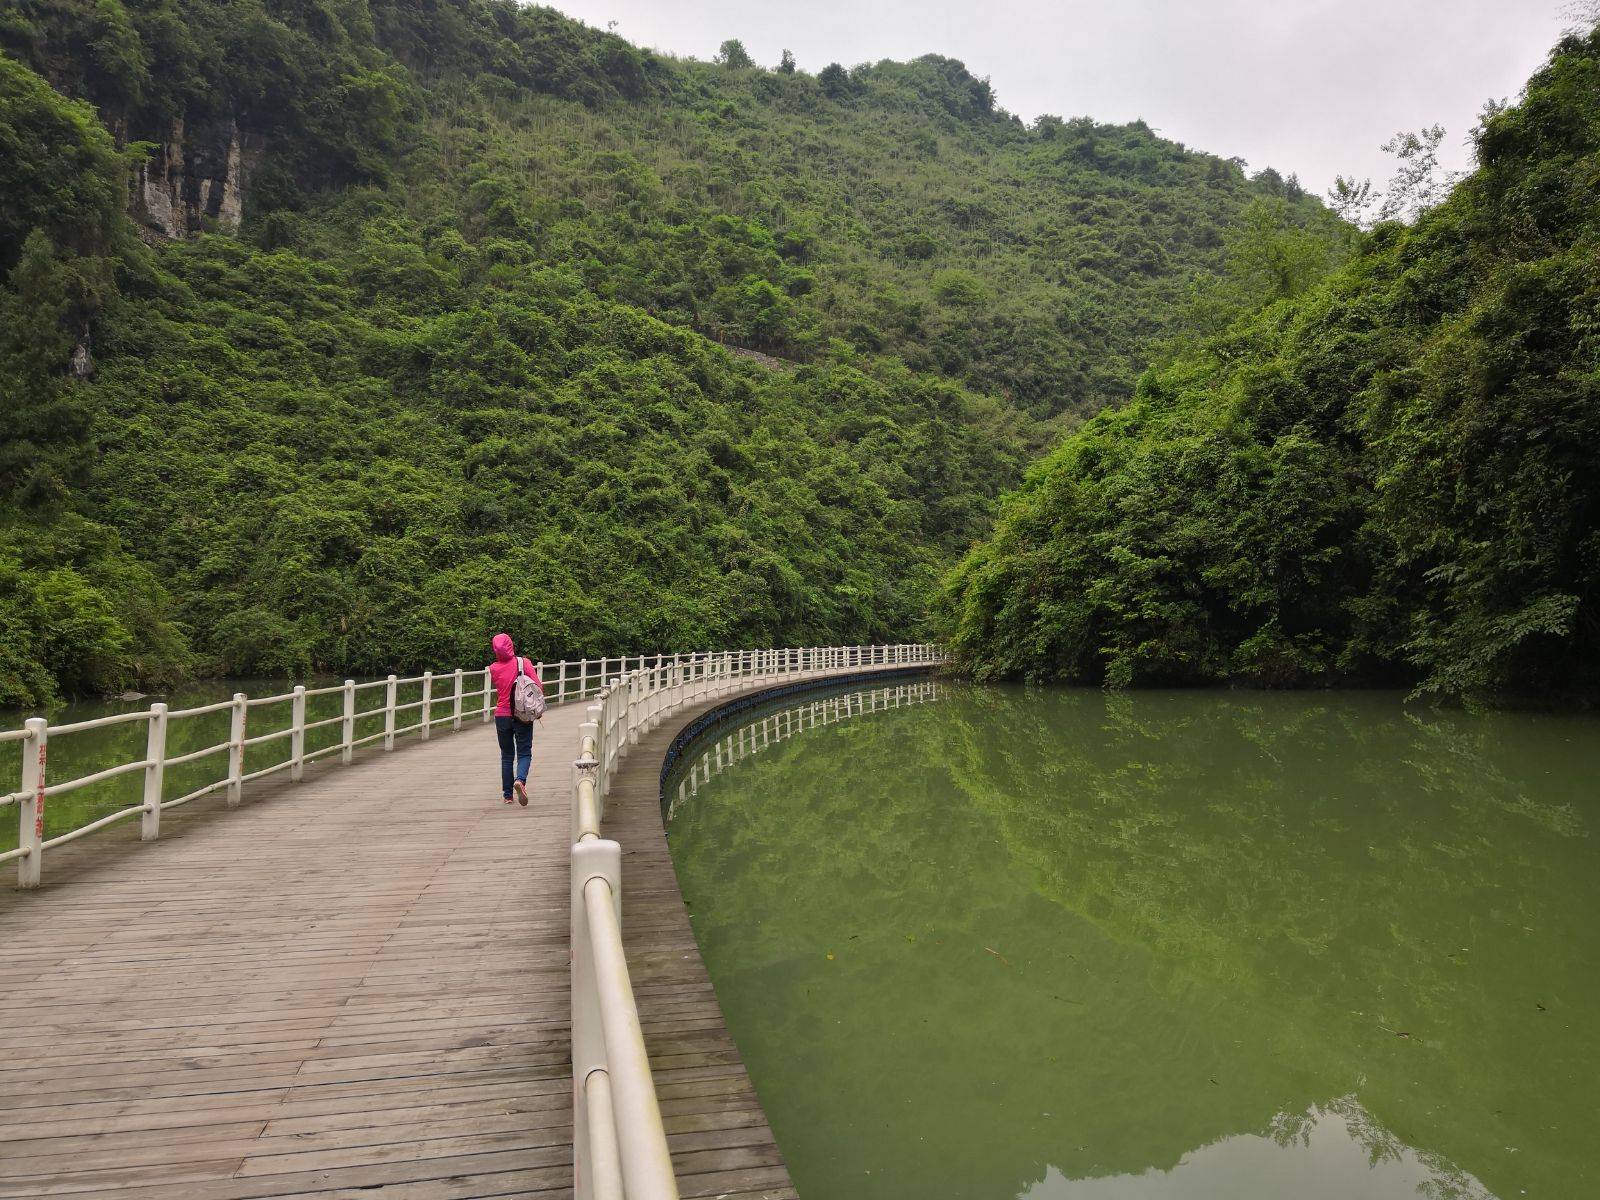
[{"xmin": 132, "ymin": 118, "xmax": 259, "ymax": 239}]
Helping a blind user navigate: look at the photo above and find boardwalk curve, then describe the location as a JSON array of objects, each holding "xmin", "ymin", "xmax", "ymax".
[{"xmin": 0, "ymin": 649, "xmax": 938, "ymax": 1199}]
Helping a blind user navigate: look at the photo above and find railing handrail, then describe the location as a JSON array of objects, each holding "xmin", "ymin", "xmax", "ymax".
[
  {"xmin": 566, "ymin": 642, "xmax": 944, "ymax": 1197},
  {"xmin": 3, "ymin": 645, "xmax": 941, "ymax": 887},
  {"xmin": 2, "ymin": 640, "xmax": 944, "ymax": 1197}
]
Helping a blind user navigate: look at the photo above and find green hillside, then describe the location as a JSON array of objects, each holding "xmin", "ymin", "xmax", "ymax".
[
  {"xmin": 941, "ymin": 26, "xmax": 1600, "ymax": 701},
  {"xmin": 0, "ymin": 0, "xmax": 1332, "ymax": 705}
]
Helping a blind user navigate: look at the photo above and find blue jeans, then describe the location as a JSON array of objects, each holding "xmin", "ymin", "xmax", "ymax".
[{"xmin": 496, "ymin": 716, "xmax": 533, "ymax": 798}]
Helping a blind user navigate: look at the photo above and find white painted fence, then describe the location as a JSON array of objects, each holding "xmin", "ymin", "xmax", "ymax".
[
  {"xmin": 666, "ymin": 678, "xmax": 945, "ymax": 821},
  {"xmin": 566, "ymin": 643, "xmax": 941, "ymax": 1199},
  {"xmin": 0, "ymin": 640, "xmax": 944, "ymax": 1200},
  {"xmin": 0, "ymin": 645, "xmax": 932, "ymax": 890}
]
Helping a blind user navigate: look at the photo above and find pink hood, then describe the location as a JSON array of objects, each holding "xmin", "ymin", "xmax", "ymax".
[{"xmin": 489, "ymin": 634, "xmax": 539, "ymax": 717}]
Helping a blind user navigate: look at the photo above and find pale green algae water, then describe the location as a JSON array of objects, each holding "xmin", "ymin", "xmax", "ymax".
[{"xmin": 664, "ymin": 682, "xmax": 1599, "ymax": 1199}]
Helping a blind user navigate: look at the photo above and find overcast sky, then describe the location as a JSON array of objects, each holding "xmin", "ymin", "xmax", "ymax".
[{"xmin": 547, "ymin": 0, "xmax": 1576, "ymax": 196}]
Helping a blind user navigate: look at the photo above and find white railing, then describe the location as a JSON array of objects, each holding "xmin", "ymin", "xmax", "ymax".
[
  {"xmin": 0, "ymin": 668, "xmax": 491, "ymax": 887},
  {"xmin": 666, "ymin": 678, "xmax": 944, "ymax": 821},
  {"xmin": 0, "ymin": 640, "xmax": 943, "ymax": 1199},
  {"xmin": 566, "ymin": 643, "xmax": 942, "ymax": 1199},
  {"xmin": 1, "ymin": 647, "xmax": 932, "ymax": 889}
]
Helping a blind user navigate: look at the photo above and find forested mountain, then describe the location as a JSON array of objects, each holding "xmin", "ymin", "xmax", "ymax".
[
  {"xmin": 0, "ymin": 0, "xmax": 1333, "ymax": 705},
  {"xmin": 941, "ymin": 26, "xmax": 1600, "ymax": 702}
]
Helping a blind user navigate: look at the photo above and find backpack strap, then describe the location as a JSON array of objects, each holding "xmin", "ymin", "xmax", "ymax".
[{"xmin": 512, "ymin": 656, "xmax": 541, "ymax": 686}]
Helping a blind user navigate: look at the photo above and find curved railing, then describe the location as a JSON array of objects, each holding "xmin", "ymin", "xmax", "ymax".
[
  {"xmin": 0, "ymin": 640, "xmax": 944, "ymax": 1200},
  {"xmin": 665, "ymin": 677, "xmax": 945, "ymax": 821},
  {"xmin": 2, "ymin": 654, "xmax": 660, "ymax": 888},
  {"xmin": 566, "ymin": 644, "xmax": 942, "ymax": 1199}
]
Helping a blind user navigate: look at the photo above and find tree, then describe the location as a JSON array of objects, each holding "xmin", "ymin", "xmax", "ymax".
[
  {"xmin": 715, "ymin": 39, "xmax": 753, "ymax": 69},
  {"xmin": 1326, "ymin": 175, "xmax": 1376, "ymax": 228},
  {"xmin": 779, "ymin": 49, "xmax": 796, "ymax": 74},
  {"xmin": 0, "ymin": 233, "xmax": 106, "ymax": 508},
  {"xmin": 818, "ymin": 62, "xmax": 851, "ymax": 100},
  {"xmin": 1563, "ymin": 1, "xmax": 1600, "ymax": 32},
  {"xmin": 1376, "ymin": 125, "xmax": 1462, "ymax": 222},
  {"xmin": 0, "ymin": 56, "xmax": 129, "ymax": 269}
]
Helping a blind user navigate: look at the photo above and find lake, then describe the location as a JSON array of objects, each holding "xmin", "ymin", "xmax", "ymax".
[{"xmin": 664, "ymin": 682, "xmax": 1598, "ymax": 1199}]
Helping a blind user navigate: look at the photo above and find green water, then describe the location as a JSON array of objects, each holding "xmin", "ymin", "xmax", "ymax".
[{"xmin": 664, "ymin": 683, "xmax": 1599, "ymax": 1199}]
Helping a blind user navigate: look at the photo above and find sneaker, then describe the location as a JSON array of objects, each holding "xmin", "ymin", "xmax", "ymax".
[
  {"xmin": 514, "ymin": 780, "xmax": 529, "ymax": 807},
  {"xmin": 502, "ymin": 794, "xmax": 514, "ymax": 805}
]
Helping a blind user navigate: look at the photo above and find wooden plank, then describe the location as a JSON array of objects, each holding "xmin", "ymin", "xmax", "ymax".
[{"xmin": 0, "ymin": 664, "xmax": 912, "ymax": 1195}]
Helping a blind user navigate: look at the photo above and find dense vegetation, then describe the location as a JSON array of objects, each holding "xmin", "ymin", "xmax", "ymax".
[
  {"xmin": 942, "ymin": 27, "xmax": 1600, "ymax": 701},
  {"xmin": 0, "ymin": 0, "xmax": 1331, "ymax": 705}
]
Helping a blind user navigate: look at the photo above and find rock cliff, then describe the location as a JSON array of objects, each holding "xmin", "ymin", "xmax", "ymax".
[{"xmin": 132, "ymin": 118, "xmax": 259, "ymax": 239}]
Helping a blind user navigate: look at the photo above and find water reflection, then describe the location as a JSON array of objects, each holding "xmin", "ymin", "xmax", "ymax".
[
  {"xmin": 666, "ymin": 685, "xmax": 1599, "ymax": 1200},
  {"xmin": 1019, "ymin": 1097, "xmax": 1494, "ymax": 1199},
  {"xmin": 667, "ymin": 679, "xmax": 944, "ymax": 820}
]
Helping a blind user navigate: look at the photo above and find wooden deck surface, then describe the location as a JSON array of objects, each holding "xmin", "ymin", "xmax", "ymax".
[{"xmin": 0, "ymin": 670, "xmax": 873, "ymax": 1199}]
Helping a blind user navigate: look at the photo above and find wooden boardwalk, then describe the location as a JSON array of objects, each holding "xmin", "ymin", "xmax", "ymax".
[{"xmin": 0, "ymin": 677, "xmax": 827, "ymax": 1199}]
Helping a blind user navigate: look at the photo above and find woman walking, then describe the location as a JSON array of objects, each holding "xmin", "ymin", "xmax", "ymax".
[{"xmin": 489, "ymin": 633, "xmax": 542, "ymax": 805}]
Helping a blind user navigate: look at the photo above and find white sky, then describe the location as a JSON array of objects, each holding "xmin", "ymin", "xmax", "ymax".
[{"xmin": 545, "ymin": 0, "xmax": 1576, "ymax": 197}]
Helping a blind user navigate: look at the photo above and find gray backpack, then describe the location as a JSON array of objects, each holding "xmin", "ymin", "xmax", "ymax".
[{"xmin": 511, "ymin": 657, "xmax": 546, "ymax": 722}]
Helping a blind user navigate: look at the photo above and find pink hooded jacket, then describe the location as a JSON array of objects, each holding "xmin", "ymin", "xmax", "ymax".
[{"xmin": 489, "ymin": 633, "xmax": 542, "ymax": 718}]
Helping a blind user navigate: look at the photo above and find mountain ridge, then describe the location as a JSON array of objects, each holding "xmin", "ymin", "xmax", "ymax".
[{"xmin": 0, "ymin": 0, "xmax": 1339, "ymax": 706}]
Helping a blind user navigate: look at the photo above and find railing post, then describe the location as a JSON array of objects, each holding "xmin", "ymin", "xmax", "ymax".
[
  {"xmin": 626, "ymin": 675, "xmax": 638, "ymax": 747},
  {"xmin": 141, "ymin": 703, "xmax": 167, "ymax": 841},
  {"xmin": 452, "ymin": 668, "xmax": 464, "ymax": 731},
  {"xmin": 420, "ymin": 671, "xmax": 433, "ymax": 741},
  {"xmin": 228, "ymin": 693, "xmax": 247, "ymax": 806},
  {"xmin": 583, "ymin": 1063, "xmax": 624, "ymax": 1200},
  {"xmin": 573, "ymin": 754, "xmax": 601, "ymax": 843},
  {"xmin": 571, "ymin": 838, "xmax": 622, "ymax": 1200},
  {"xmin": 17, "ymin": 717, "xmax": 47, "ymax": 889},
  {"xmin": 483, "ymin": 666, "xmax": 493, "ymax": 723},
  {"xmin": 559, "ymin": 659, "xmax": 569, "ymax": 705},
  {"xmin": 290, "ymin": 685, "xmax": 306, "ymax": 782},
  {"xmin": 341, "ymin": 679, "xmax": 356, "ymax": 764},
  {"xmin": 384, "ymin": 674, "xmax": 398, "ymax": 750},
  {"xmin": 587, "ymin": 701, "xmax": 605, "ymax": 798}
]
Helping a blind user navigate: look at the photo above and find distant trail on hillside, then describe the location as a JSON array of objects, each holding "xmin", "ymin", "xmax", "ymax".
[{"xmin": 721, "ymin": 343, "xmax": 801, "ymax": 372}]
